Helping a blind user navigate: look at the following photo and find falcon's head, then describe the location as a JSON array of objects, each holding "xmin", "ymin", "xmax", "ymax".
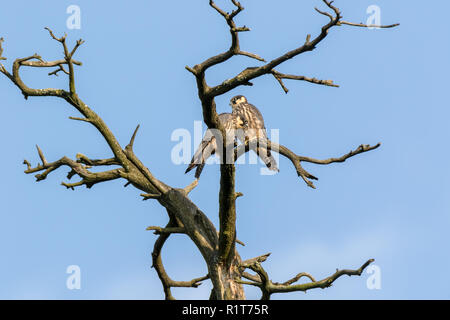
[{"xmin": 229, "ymin": 95, "xmax": 247, "ymax": 109}]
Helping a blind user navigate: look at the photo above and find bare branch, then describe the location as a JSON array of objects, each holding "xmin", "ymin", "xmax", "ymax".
[
  {"xmin": 229, "ymin": 0, "xmax": 244, "ymax": 19},
  {"xmin": 69, "ymin": 116, "xmax": 92, "ymax": 123},
  {"xmin": 151, "ymin": 221, "xmax": 176, "ymax": 300},
  {"xmin": 209, "ymin": 0, "xmax": 227, "ymax": 18},
  {"xmin": 185, "ymin": 65, "xmax": 196, "ymax": 75},
  {"xmin": 124, "ymin": 146, "xmax": 169, "ymax": 195},
  {"xmin": 121, "ymin": 124, "xmax": 169, "ymax": 195},
  {"xmin": 70, "ymin": 39, "xmax": 85, "ymax": 57},
  {"xmin": 183, "ymin": 179, "xmax": 199, "ymax": 195},
  {"xmin": 7, "ymin": 53, "xmax": 68, "ymax": 98},
  {"xmin": 240, "ymin": 253, "xmax": 271, "ymax": 269},
  {"xmin": 241, "ymin": 271, "xmax": 262, "ymax": 283},
  {"xmin": 75, "ymin": 153, "xmax": 120, "ymax": 167},
  {"xmin": 238, "ymin": 51, "xmax": 265, "ymax": 62},
  {"xmin": 247, "ymin": 262, "xmax": 272, "ymax": 300},
  {"xmin": 194, "ymin": 0, "xmax": 264, "ymax": 72},
  {"xmin": 61, "ymin": 180, "xmax": 85, "ymax": 190},
  {"xmin": 44, "ymin": 27, "xmax": 84, "ymax": 94},
  {"xmin": 240, "ymin": 255, "xmax": 374, "ymax": 299},
  {"xmin": 339, "ymin": 21, "xmax": 400, "ymax": 29},
  {"xmin": 48, "ymin": 64, "xmax": 69, "ymax": 76},
  {"xmin": 235, "ymin": 278, "xmax": 261, "ymax": 287},
  {"xmin": 206, "ymin": 0, "xmax": 398, "ymax": 97},
  {"xmin": 298, "ymin": 143, "xmax": 381, "ymax": 165},
  {"xmin": 235, "ymin": 140, "xmax": 379, "ymax": 189},
  {"xmin": 146, "ymin": 226, "xmax": 185, "ymax": 235},
  {"xmin": 315, "ymin": 7, "xmax": 334, "ymax": 21},
  {"xmin": 172, "ymin": 275, "xmax": 210, "ymax": 288},
  {"xmin": 35, "ymin": 145, "xmax": 47, "ymax": 165},
  {"xmin": 268, "ymin": 259, "xmax": 375, "ymax": 295},
  {"xmin": 234, "ymin": 139, "xmax": 317, "ymax": 188},
  {"xmin": 271, "ymin": 70, "xmax": 339, "ymax": 94},
  {"xmin": 23, "ymin": 147, "xmax": 124, "ymax": 189},
  {"xmin": 0, "ymin": 37, "xmax": 6, "ymax": 61},
  {"xmin": 20, "ymin": 59, "xmax": 82, "ymax": 68},
  {"xmin": 45, "ymin": 27, "xmax": 66, "ymax": 42},
  {"xmin": 151, "ymin": 219, "xmax": 210, "ymax": 300},
  {"xmin": 187, "ymin": 0, "xmax": 264, "ymax": 82},
  {"xmin": 231, "ymin": 27, "xmax": 250, "ymax": 33},
  {"xmin": 126, "ymin": 124, "xmax": 140, "ymax": 151},
  {"xmin": 141, "ymin": 193, "xmax": 161, "ymax": 201},
  {"xmin": 277, "ymin": 272, "xmax": 316, "ymax": 286}
]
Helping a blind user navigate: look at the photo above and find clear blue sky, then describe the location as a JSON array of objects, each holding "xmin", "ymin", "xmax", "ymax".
[{"xmin": 0, "ymin": 0, "xmax": 449, "ymax": 299}]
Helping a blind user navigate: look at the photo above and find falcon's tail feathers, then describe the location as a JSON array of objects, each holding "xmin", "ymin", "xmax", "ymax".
[
  {"xmin": 185, "ymin": 161, "xmax": 197, "ymax": 174},
  {"xmin": 185, "ymin": 136, "xmax": 216, "ymax": 178},
  {"xmin": 194, "ymin": 163, "xmax": 205, "ymax": 179}
]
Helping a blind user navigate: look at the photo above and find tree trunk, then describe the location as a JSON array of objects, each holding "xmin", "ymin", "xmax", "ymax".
[
  {"xmin": 210, "ymin": 259, "xmax": 245, "ymax": 300},
  {"xmin": 161, "ymin": 189, "xmax": 245, "ymax": 300}
]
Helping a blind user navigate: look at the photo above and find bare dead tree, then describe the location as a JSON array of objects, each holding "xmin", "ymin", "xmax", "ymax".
[{"xmin": 0, "ymin": 1, "xmax": 398, "ymax": 300}]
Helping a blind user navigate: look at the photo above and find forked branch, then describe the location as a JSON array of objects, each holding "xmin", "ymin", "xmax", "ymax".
[
  {"xmin": 238, "ymin": 257, "xmax": 374, "ymax": 299},
  {"xmin": 271, "ymin": 70, "xmax": 339, "ymax": 94},
  {"xmin": 151, "ymin": 219, "xmax": 210, "ymax": 300},
  {"xmin": 202, "ymin": 0, "xmax": 398, "ymax": 97},
  {"xmin": 235, "ymin": 140, "xmax": 380, "ymax": 188},
  {"xmin": 23, "ymin": 146, "xmax": 124, "ymax": 190}
]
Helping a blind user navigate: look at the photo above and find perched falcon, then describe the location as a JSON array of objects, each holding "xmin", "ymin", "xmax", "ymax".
[
  {"xmin": 229, "ymin": 95, "xmax": 279, "ymax": 172},
  {"xmin": 185, "ymin": 113, "xmax": 237, "ymax": 179}
]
